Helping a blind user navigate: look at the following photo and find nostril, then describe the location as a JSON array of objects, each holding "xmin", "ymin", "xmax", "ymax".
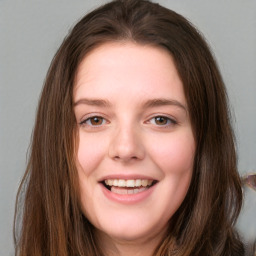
[
  {"xmin": 113, "ymin": 155, "xmax": 139, "ymax": 162},
  {"xmin": 108, "ymin": 133, "xmax": 145, "ymax": 162}
]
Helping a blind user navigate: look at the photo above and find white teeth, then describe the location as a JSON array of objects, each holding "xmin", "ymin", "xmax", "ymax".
[
  {"xmin": 126, "ymin": 180, "xmax": 135, "ymax": 187},
  {"xmin": 104, "ymin": 179, "xmax": 154, "ymax": 188},
  {"xmin": 135, "ymin": 179, "xmax": 141, "ymax": 187},
  {"xmin": 134, "ymin": 188, "xmax": 139, "ymax": 193},
  {"xmin": 118, "ymin": 179, "xmax": 126, "ymax": 187},
  {"xmin": 111, "ymin": 186, "xmax": 148, "ymax": 195},
  {"xmin": 141, "ymin": 180, "xmax": 148, "ymax": 187},
  {"xmin": 127, "ymin": 189, "xmax": 134, "ymax": 194}
]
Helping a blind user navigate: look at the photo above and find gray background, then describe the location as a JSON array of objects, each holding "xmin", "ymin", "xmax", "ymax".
[{"xmin": 1, "ymin": 0, "xmax": 255, "ymax": 255}]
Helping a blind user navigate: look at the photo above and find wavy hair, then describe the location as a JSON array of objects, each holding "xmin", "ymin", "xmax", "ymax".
[{"xmin": 14, "ymin": 0, "xmax": 244, "ymax": 255}]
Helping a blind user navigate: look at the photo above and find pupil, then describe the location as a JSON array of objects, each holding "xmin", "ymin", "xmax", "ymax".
[
  {"xmin": 156, "ymin": 116, "xmax": 167, "ymax": 125},
  {"xmin": 92, "ymin": 117, "xmax": 102, "ymax": 125}
]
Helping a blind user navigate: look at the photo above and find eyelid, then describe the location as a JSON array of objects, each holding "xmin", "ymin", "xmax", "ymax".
[
  {"xmin": 78, "ymin": 113, "xmax": 177, "ymax": 129},
  {"xmin": 79, "ymin": 114, "xmax": 109, "ymax": 127},
  {"xmin": 146, "ymin": 114, "xmax": 177, "ymax": 127}
]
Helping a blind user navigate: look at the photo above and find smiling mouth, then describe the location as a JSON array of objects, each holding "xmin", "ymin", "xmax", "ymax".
[{"xmin": 101, "ymin": 179, "xmax": 158, "ymax": 195}]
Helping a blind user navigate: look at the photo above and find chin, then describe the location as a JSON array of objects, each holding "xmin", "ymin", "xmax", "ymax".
[{"xmin": 93, "ymin": 211, "xmax": 167, "ymax": 243}]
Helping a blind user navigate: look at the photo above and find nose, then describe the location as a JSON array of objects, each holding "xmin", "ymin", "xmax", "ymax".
[{"xmin": 108, "ymin": 124, "xmax": 145, "ymax": 162}]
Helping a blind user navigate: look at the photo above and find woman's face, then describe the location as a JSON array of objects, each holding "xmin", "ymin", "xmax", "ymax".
[{"xmin": 73, "ymin": 42, "xmax": 195, "ymax": 244}]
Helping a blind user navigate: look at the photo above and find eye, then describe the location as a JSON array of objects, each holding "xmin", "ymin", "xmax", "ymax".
[
  {"xmin": 149, "ymin": 116, "xmax": 176, "ymax": 126},
  {"xmin": 80, "ymin": 116, "xmax": 107, "ymax": 126}
]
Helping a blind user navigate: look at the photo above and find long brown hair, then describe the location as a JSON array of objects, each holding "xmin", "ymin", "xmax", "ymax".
[{"xmin": 14, "ymin": 0, "xmax": 244, "ymax": 255}]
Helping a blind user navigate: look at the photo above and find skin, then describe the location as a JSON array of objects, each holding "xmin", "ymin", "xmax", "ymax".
[{"xmin": 73, "ymin": 42, "xmax": 196, "ymax": 256}]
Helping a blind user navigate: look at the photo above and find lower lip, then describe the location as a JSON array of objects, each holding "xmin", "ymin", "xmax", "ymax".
[{"xmin": 100, "ymin": 183, "xmax": 156, "ymax": 204}]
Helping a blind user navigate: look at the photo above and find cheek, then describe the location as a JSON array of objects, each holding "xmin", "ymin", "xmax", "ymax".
[
  {"xmin": 145, "ymin": 132, "xmax": 195, "ymax": 223},
  {"xmin": 77, "ymin": 132, "xmax": 107, "ymax": 175},
  {"xmin": 76, "ymin": 133, "xmax": 107, "ymax": 218},
  {"xmin": 149, "ymin": 131, "xmax": 195, "ymax": 174}
]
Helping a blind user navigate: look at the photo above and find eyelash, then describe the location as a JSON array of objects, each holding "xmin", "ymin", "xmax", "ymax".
[
  {"xmin": 80, "ymin": 116, "xmax": 108, "ymax": 127},
  {"xmin": 147, "ymin": 115, "xmax": 177, "ymax": 127},
  {"xmin": 79, "ymin": 115, "xmax": 177, "ymax": 128}
]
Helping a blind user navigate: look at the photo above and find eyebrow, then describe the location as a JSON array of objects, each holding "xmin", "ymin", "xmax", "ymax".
[
  {"xmin": 142, "ymin": 98, "xmax": 187, "ymax": 111},
  {"xmin": 73, "ymin": 97, "xmax": 187, "ymax": 112},
  {"xmin": 74, "ymin": 98, "xmax": 111, "ymax": 107}
]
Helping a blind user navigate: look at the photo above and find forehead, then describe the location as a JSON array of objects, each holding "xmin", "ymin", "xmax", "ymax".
[{"xmin": 73, "ymin": 42, "xmax": 186, "ymax": 106}]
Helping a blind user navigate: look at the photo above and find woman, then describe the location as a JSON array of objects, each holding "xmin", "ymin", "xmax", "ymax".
[{"xmin": 14, "ymin": 0, "xmax": 244, "ymax": 255}]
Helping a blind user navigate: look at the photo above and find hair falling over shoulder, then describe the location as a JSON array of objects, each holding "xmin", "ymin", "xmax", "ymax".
[{"xmin": 14, "ymin": 0, "xmax": 244, "ymax": 255}]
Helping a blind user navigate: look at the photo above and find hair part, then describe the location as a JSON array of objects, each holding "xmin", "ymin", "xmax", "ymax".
[{"xmin": 14, "ymin": 0, "xmax": 244, "ymax": 255}]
